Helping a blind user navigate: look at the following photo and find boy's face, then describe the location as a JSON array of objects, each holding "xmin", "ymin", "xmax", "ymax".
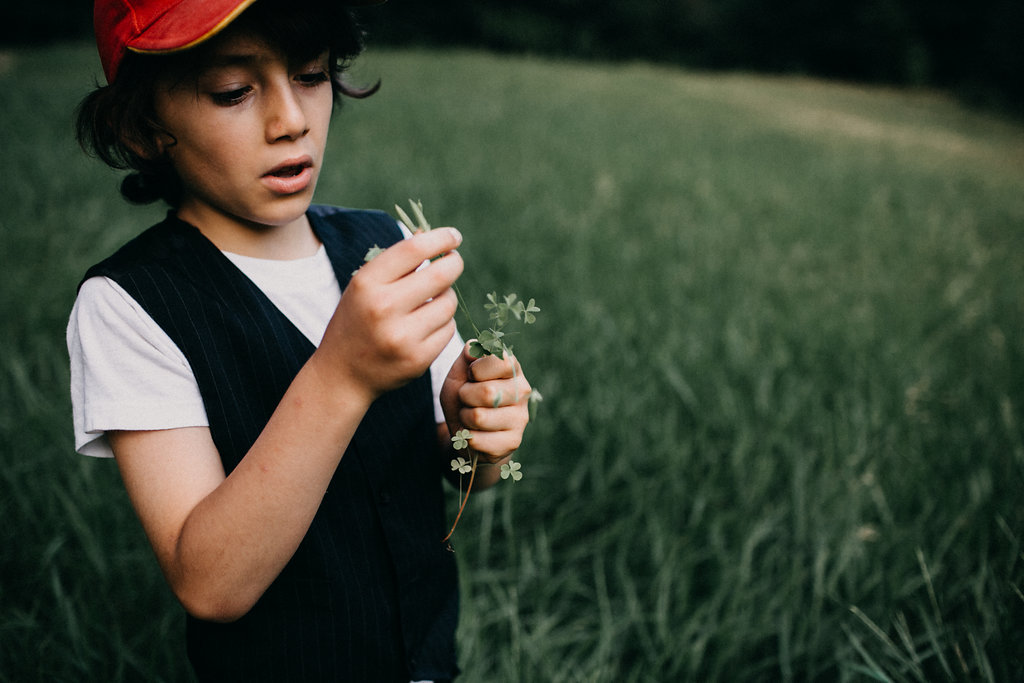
[{"xmin": 152, "ymin": 30, "xmax": 334, "ymax": 245}]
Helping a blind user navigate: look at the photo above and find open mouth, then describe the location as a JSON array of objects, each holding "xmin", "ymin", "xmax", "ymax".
[
  {"xmin": 268, "ymin": 164, "xmax": 306, "ymax": 178},
  {"xmin": 261, "ymin": 157, "xmax": 314, "ymax": 194},
  {"xmin": 265, "ymin": 158, "xmax": 313, "ymax": 178}
]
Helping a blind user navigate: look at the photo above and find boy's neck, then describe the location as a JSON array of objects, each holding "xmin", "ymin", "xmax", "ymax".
[{"xmin": 177, "ymin": 206, "xmax": 321, "ymax": 260}]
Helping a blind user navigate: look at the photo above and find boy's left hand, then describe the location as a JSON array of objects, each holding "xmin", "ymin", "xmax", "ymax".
[{"xmin": 440, "ymin": 342, "xmax": 531, "ymax": 465}]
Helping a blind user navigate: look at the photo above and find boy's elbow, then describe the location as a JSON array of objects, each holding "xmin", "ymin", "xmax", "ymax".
[
  {"xmin": 162, "ymin": 549, "xmax": 267, "ymax": 622},
  {"xmin": 175, "ymin": 585, "xmax": 257, "ymax": 623}
]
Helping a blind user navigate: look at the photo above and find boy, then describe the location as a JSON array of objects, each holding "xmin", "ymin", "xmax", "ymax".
[{"xmin": 69, "ymin": 1, "xmax": 532, "ymax": 680}]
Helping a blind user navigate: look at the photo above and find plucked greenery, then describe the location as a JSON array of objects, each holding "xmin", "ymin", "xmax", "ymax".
[{"xmin": 1, "ymin": 42, "xmax": 1022, "ymax": 681}]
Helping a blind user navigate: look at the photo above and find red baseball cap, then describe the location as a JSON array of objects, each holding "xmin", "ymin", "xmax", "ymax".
[{"xmin": 94, "ymin": 0, "xmax": 384, "ymax": 84}]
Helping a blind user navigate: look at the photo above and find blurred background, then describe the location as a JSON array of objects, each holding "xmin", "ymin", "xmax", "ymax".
[
  {"xmin": 1, "ymin": 2, "xmax": 1022, "ymax": 681},
  {"xmin": 3, "ymin": 0, "xmax": 1022, "ymax": 115}
]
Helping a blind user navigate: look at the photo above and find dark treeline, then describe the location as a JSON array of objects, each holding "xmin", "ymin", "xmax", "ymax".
[
  {"xmin": 359, "ymin": 0, "xmax": 1022, "ymax": 114},
  {"xmin": 3, "ymin": 1, "xmax": 1020, "ymax": 114}
]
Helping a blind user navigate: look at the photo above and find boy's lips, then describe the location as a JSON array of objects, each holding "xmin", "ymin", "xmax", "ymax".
[{"xmin": 262, "ymin": 157, "xmax": 314, "ymax": 195}]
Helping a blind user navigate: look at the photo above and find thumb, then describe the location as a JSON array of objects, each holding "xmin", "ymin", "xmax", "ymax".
[{"xmin": 439, "ymin": 342, "xmax": 474, "ymax": 428}]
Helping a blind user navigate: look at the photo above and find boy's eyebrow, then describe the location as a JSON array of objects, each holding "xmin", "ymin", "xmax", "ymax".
[
  {"xmin": 200, "ymin": 49, "xmax": 330, "ymax": 74},
  {"xmin": 203, "ymin": 52, "xmax": 265, "ymax": 69}
]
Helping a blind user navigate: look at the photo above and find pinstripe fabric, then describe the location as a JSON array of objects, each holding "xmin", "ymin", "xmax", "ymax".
[{"xmin": 84, "ymin": 206, "xmax": 459, "ymax": 681}]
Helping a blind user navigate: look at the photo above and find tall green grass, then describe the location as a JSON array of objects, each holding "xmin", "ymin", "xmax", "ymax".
[{"xmin": 1, "ymin": 43, "xmax": 1022, "ymax": 681}]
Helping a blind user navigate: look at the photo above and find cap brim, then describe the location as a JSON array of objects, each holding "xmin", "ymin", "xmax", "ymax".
[{"xmin": 127, "ymin": 0, "xmax": 259, "ymax": 55}]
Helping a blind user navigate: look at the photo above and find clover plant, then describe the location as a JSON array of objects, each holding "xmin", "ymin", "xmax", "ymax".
[{"xmin": 364, "ymin": 200, "xmax": 542, "ymax": 543}]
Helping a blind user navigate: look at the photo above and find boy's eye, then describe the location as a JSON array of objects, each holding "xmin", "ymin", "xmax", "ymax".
[
  {"xmin": 297, "ymin": 70, "xmax": 330, "ymax": 87},
  {"xmin": 212, "ymin": 86, "xmax": 252, "ymax": 106}
]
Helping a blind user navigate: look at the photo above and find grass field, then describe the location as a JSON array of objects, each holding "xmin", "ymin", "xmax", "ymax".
[{"xmin": 1, "ymin": 42, "xmax": 1023, "ymax": 681}]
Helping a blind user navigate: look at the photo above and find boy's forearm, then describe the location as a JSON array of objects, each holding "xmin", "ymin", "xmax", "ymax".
[{"xmin": 140, "ymin": 356, "xmax": 373, "ymax": 622}]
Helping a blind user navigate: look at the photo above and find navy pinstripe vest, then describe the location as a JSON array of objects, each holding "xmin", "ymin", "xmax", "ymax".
[{"xmin": 83, "ymin": 205, "xmax": 459, "ymax": 682}]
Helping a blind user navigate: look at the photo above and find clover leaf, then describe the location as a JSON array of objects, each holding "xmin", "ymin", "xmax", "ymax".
[
  {"xmin": 450, "ymin": 456, "xmax": 472, "ymax": 475},
  {"xmin": 451, "ymin": 429, "xmax": 473, "ymax": 450},
  {"xmin": 364, "ymin": 244, "xmax": 385, "ymax": 262},
  {"xmin": 500, "ymin": 460, "xmax": 523, "ymax": 482},
  {"xmin": 522, "ymin": 298, "xmax": 540, "ymax": 324}
]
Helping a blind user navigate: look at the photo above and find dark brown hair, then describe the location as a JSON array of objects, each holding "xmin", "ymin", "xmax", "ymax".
[{"xmin": 75, "ymin": 0, "xmax": 377, "ymax": 206}]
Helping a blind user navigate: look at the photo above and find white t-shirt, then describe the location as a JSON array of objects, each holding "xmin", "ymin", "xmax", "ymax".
[{"xmin": 68, "ymin": 240, "xmax": 463, "ymax": 459}]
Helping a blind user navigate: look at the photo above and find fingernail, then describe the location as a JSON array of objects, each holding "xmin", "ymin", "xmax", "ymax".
[{"xmin": 447, "ymin": 228, "xmax": 463, "ymax": 245}]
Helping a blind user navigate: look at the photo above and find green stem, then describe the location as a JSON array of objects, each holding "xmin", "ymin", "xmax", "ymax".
[
  {"xmin": 442, "ymin": 451, "xmax": 478, "ymax": 543},
  {"xmin": 453, "ymin": 283, "xmax": 485, "ymax": 340}
]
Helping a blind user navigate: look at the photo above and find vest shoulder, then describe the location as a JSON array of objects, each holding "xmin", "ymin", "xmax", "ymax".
[
  {"xmin": 81, "ymin": 207, "xmax": 402, "ymax": 289},
  {"xmin": 80, "ymin": 216, "xmax": 197, "ymax": 288},
  {"xmin": 307, "ymin": 204, "xmax": 400, "ymax": 237}
]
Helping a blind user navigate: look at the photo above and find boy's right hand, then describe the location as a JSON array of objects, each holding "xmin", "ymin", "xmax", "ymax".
[{"xmin": 314, "ymin": 227, "xmax": 464, "ymax": 403}]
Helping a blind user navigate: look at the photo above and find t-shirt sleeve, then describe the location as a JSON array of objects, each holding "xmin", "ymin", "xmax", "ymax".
[
  {"xmin": 67, "ymin": 276, "xmax": 209, "ymax": 458},
  {"xmin": 430, "ymin": 331, "xmax": 464, "ymax": 425}
]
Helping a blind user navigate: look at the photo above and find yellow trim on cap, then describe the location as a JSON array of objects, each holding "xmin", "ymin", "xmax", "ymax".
[{"xmin": 127, "ymin": 0, "xmax": 259, "ymax": 55}]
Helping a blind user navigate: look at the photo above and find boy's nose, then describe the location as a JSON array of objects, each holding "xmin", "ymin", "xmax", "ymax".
[{"xmin": 265, "ymin": 85, "xmax": 308, "ymax": 142}]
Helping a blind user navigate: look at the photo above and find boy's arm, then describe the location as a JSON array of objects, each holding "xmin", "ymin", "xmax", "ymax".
[{"xmin": 110, "ymin": 228, "xmax": 463, "ymax": 623}]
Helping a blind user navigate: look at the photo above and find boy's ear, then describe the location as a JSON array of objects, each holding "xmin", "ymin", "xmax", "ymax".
[
  {"xmin": 123, "ymin": 125, "xmax": 174, "ymax": 162},
  {"xmin": 151, "ymin": 129, "xmax": 176, "ymax": 157}
]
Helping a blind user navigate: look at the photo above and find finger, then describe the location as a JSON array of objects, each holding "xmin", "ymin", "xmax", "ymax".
[
  {"xmin": 362, "ymin": 228, "xmax": 463, "ymax": 282},
  {"xmin": 406, "ymin": 290, "xmax": 459, "ymax": 344},
  {"xmin": 458, "ymin": 376, "xmax": 531, "ymax": 409},
  {"xmin": 364, "ymin": 251, "xmax": 462, "ymax": 321},
  {"xmin": 460, "ymin": 429, "xmax": 522, "ymax": 461},
  {"xmin": 467, "ymin": 352, "xmax": 521, "ymax": 382},
  {"xmin": 458, "ymin": 404, "xmax": 529, "ymax": 434},
  {"xmin": 446, "ymin": 343, "xmax": 472, "ymax": 386},
  {"xmin": 402, "ymin": 250, "xmax": 464, "ymax": 305},
  {"xmin": 420, "ymin": 318, "xmax": 460, "ymax": 367}
]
